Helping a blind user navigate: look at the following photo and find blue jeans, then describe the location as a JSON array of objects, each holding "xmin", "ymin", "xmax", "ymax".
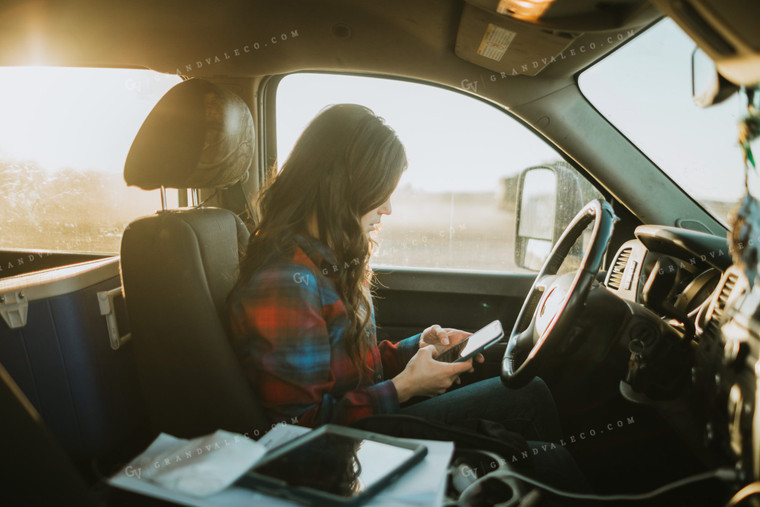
[
  {"xmin": 399, "ymin": 376, "xmax": 589, "ymax": 493},
  {"xmin": 399, "ymin": 377, "xmax": 562, "ymax": 441}
]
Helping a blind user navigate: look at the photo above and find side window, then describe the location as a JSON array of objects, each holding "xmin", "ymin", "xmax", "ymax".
[
  {"xmin": 0, "ymin": 67, "xmax": 180, "ymax": 255},
  {"xmin": 275, "ymin": 73, "xmax": 596, "ymax": 272}
]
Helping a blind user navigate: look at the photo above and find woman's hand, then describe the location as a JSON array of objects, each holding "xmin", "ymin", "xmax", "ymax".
[
  {"xmin": 420, "ymin": 324, "xmax": 470, "ymax": 354},
  {"xmin": 419, "ymin": 324, "xmax": 485, "ymax": 369},
  {"xmin": 392, "ymin": 346, "xmax": 474, "ymax": 403}
]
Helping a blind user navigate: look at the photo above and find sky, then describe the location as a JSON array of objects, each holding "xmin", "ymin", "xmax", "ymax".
[
  {"xmin": 579, "ymin": 18, "xmax": 752, "ymax": 203},
  {"xmin": 276, "ymin": 74, "xmax": 560, "ymax": 193},
  {"xmin": 0, "ymin": 17, "xmax": 753, "ymax": 206},
  {"xmin": 0, "ymin": 67, "xmax": 179, "ymax": 173}
]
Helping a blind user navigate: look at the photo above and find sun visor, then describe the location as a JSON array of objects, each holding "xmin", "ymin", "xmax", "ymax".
[{"xmin": 455, "ymin": 2, "xmax": 579, "ymax": 77}]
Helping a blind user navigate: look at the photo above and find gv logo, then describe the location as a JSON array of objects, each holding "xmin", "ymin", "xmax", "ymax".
[
  {"xmin": 292, "ymin": 272, "xmax": 310, "ymax": 286},
  {"xmin": 460, "ymin": 79, "xmax": 479, "ymax": 92}
]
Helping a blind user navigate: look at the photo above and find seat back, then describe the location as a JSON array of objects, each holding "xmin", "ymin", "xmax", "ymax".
[{"xmin": 120, "ymin": 78, "xmax": 267, "ymax": 438}]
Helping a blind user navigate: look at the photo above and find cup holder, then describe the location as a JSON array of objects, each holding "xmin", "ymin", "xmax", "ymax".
[{"xmin": 447, "ymin": 448, "xmax": 526, "ymax": 506}]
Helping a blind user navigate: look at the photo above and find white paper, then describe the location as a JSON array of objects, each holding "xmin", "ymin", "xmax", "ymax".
[{"xmin": 112, "ymin": 430, "xmax": 267, "ymax": 497}]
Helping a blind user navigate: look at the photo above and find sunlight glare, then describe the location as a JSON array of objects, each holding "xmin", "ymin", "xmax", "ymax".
[{"xmin": 0, "ymin": 66, "xmax": 180, "ymax": 173}]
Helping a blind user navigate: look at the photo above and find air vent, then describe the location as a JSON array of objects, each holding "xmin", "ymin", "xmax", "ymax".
[
  {"xmin": 607, "ymin": 247, "xmax": 632, "ymax": 290},
  {"xmin": 710, "ymin": 271, "xmax": 739, "ymax": 325}
]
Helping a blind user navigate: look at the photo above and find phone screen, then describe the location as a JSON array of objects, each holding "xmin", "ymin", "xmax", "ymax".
[
  {"xmin": 437, "ymin": 320, "xmax": 503, "ymax": 362},
  {"xmin": 458, "ymin": 320, "xmax": 503, "ymax": 359}
]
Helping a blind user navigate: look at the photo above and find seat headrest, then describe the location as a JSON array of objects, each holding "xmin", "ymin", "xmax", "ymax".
[{"xmin": 125, "ymin": 78, "xmax": 254, "ymax": 190}]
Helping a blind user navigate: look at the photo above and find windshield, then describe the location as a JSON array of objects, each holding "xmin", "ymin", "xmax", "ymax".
[{"xmin": 579, "ymin": 18, "xmax": 757, "ymax": 225}]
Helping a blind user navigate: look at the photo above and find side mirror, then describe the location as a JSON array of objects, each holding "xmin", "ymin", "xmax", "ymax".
[
  {"xmin": 514, "ymin": 163, "xmax": 603, "ymax": 271},
  {"xmin": 692, "ymin": 46, "xmax": 738, "ymax": 108}
]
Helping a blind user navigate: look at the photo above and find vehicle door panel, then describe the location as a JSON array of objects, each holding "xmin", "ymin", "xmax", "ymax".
[{"xmin": 373, "ymin": 268, "xmax": 533, "ymax": 341}]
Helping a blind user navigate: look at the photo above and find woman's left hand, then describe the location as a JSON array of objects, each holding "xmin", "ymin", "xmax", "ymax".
[
  {"xmin": 419, "ymin": 324, "xmax": 467, "ymax": 353},
  {"xmin": 420, "ymin": 325, "xmax": 484, "ymax": 383}
]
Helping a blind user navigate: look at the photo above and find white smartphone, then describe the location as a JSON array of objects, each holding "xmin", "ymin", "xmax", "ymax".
[{"xmin": 435, "ymin": 320, "xmax": 504, "ymax": 363}]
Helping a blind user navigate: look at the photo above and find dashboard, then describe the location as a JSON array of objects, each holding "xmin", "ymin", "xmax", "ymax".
[
  {"xmin": 603, "ymin": 224, "xmax": 759, "ymax": 482},
  {"xmin": 604, "ymin": 225, "xmax": 729, "ymax": 321}
]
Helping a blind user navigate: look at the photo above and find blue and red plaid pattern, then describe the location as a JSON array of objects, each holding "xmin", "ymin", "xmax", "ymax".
[{"xmin": 228, "ymin": 233, "xmax": 419, "ymax": 427}]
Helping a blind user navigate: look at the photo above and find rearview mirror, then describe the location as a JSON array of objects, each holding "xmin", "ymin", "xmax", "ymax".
[
  {"xmin": 692, "ymin": 46, "xmax": 738, "ymax": 108},
  {"xmin": 514, "ymin": 163, "xmax": 603, "ymax": 271}
]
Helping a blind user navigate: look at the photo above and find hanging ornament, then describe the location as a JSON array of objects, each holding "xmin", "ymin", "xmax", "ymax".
[{"xmin": 729, "ymin": 86, "xmax": 760, "ymax": 287}]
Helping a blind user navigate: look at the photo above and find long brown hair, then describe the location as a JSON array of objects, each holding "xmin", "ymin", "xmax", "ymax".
[{"xmin": 238, "ymin": 104, "xmax": 407, "ymax": 381}]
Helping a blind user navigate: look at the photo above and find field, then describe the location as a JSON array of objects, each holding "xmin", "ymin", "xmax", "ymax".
[
  {"xmin": 371, "ymin": 187, "xmax": 523, "ymax": 272},
  {"xmin": 0, "ymin": 161, "xmax": 742, "ymax": 273},
  {"xmin": 0, "ymin": 161, "xmax": 523, "ymax": 271}
]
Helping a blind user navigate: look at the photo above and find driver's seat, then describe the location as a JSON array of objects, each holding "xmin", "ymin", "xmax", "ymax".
[{"xmin": 119, "ymin": 78, "xmax": 267, "ymax": 439}]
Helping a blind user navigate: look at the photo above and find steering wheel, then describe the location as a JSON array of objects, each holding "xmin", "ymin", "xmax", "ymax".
[{"xmin": 501, "ymin": 199, "xmax": 617, "ymax": 388}]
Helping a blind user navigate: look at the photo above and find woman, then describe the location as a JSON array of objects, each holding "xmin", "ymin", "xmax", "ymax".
[{"xmin": 227, "ymin": 104, "xmax": 561, "ymax": 442}]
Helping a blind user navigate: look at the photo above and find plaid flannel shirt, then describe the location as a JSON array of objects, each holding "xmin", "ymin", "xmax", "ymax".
[{"xmin": 228, "ymin": 233, "xmax": 420, "ymax": 427}]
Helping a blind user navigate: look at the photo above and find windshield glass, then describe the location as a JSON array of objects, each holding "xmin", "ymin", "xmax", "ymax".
[{"xmin": 579, "ymin": 18, "xmax": 757, "ymax": 224}]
